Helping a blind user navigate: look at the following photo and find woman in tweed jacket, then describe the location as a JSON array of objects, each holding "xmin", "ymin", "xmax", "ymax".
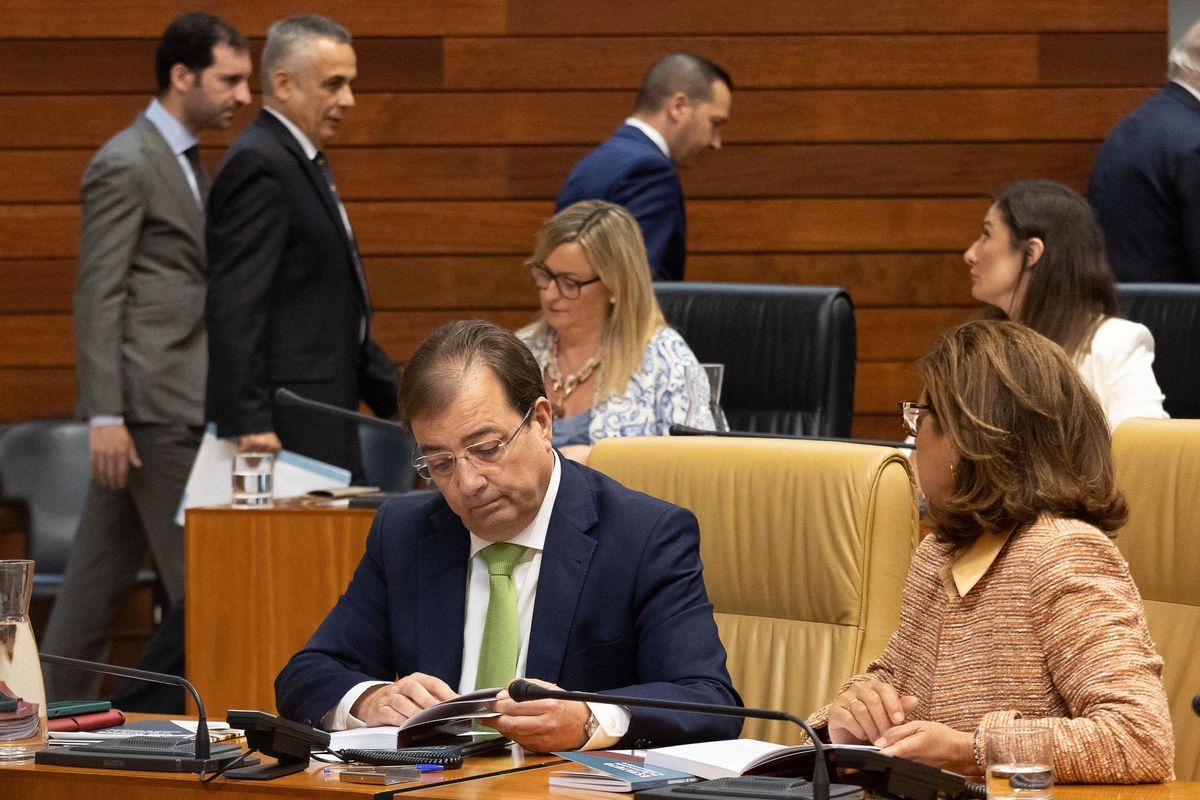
[{"xmin": 811, "ymin": 320, "xmax": 1174, "ymax": 783}]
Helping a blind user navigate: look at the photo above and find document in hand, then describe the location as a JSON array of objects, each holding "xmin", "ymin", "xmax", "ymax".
[
  {"xmin": 550, "ymin": 750, "xmax": 700, "ymax": 792},
  {"xmin": 645, "ymin": 739, "xmax": 880, "ymax": 780},
  {"xmin": 346, "ymin": 688, "xmax": 504, "ymax": 748}
]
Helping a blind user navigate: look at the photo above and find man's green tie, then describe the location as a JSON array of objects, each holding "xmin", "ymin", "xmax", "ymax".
[{"xmin": 474, "ymin": 542, "xmax": 526, "ymax": 690}]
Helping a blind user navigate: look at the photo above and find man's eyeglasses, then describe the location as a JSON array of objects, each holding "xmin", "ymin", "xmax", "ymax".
[
  {"xmin": 412, "ymin": 407, "xmax": 534, "ymax": 480},
  {"xmin": 527, "ymin": 261, "xmax": 602, "ymax": 300},
  {"xmin": 898, "ymin": 401, "xmax": 932, "ymax": 438}
]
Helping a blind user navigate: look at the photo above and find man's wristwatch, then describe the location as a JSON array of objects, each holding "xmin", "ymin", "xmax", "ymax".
[{"xmin": 581, "ymin": 709, "xmax": 599, "ymax": 746}]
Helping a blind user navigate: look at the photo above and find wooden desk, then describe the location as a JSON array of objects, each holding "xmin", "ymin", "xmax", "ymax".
[{"xmin": 185, "ymin": 500, "xmax": 376, "ymax": 716}]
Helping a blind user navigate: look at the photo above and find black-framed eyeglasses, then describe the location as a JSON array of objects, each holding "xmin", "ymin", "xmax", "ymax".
[
  {"xmin": 412, "ymin": 407, "xmax": 534, "ymax": 480},
  {"xmin": 527, "ymin": 261, "xmax": 602, "ymax": 299},
  {"xmin": 898, "ymin": 401, "xmax": 932, "ymax": 438}
]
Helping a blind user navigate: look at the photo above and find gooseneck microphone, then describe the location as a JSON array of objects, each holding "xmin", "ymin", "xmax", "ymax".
[
  {"xmin": 39, "ymin": 652, "xmax": 210, "ymax": 760},
  {"xmin": 507, "ymin": 679, "xmax": 838, "ymax": 800},
  {"xmin": 274, "ymin": 387, "xmax": 403, "ymax": 432}
]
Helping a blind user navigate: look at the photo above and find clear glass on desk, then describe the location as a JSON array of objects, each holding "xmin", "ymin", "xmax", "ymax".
[
  {"xmin": 986, "ymin": 724, "xmax": 1053, "ymax": 800},
  {"xmin": 0, "ymin": 559, "xmax": 47, "ymax": 763},
  {"xmin": 684, "ymin": 363, "xmax": 730, "ymax": 432}
]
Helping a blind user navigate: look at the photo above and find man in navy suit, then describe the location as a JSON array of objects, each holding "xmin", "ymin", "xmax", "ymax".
[
  {"xmin": 557, "ymin": 55, "xmax": 733, "ymax": 282},
  {"xmin": 276, "ymin": 320, "xmax": 741, "ymax": 751},
  {"xmin": 1088, "ymin": 22, "xmax": 1200, "ymax": 283},
  {"xmin": 206, "ymin": 14, "xmax": 398, "ymax": 476}
]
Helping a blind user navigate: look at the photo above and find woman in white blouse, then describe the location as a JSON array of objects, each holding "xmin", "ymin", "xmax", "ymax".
[
  {"xmin": 517, "ymin": 200, "xmax": 710, "ymax": 463},
  {"xmin": 963, "ymin": 179, "xmax": 1168, "ymax": 430}
]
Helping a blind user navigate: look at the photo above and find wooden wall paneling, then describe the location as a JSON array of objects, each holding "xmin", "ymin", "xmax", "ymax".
[
  {"xmin": 1, "ymin": 88, "xmax": 1154, "ymax": 149},
  {"xmin": 856, "ymin": 307, "xmax": 975, "ymax": 362},
  {"xmin": 1038, "ymin": 33, "xmax": 1166, "ymax": 85},
  {"xmin": 0, "ymin": 369, "xmax": 77, "ymax": 420},
  {"xmin": 0, "ymin": 1, "xmax": 507, "ymax": 39},
  {"xmin": 684, "ymin": 253, "xmax": 976, "ymax": 307},
  {"xmin": 0, "ymin": 315, "xmax": 74, "ymax": 367},
  {"xmin": 372, "ymin": 310, "xmax": 537, "ymax": 363},
  {"xmin": 855, "ymin": 361, "xmax": 921, "ymax": 414},
  {"xmin": 504, "ymin": 0, "xmax": 1164, "ymax": 35},
  {"xmin": 0, "ymin": 151, "xmax": 92, "ymax": 203},
  {"xmin": 365, "ymin": 256, "xmax": 540, "ymax": 310},
  {"xmin": 0, "ymin": 260, "xmax": 74, "ymax": 314}
]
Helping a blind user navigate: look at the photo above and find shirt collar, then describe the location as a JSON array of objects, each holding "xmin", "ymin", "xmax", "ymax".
[
  {"xmin": 624, "ymin": 117, "xmax": 670, "ymax": 159},
  {"xmin": 1172, "ymin": 79, "xmax": 1200, "ymax": 106},
  {"xmin": 942, "ymin": 529, "xmax": 1012, "ymax": 598},
  {"xmin": 264, "ymin": 106, "xmax": 320, "ymax": 160},
  {"xmin": 144, "ymin": 98, "xmax": 197, "ymax": 156},
  {"xmin": 468, "ymin": 452, "xmax": 561, "ymax": 558}
]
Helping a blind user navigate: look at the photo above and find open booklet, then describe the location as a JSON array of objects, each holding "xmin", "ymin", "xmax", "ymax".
[
  {"xmin": 329, "ymin": 687, "xmax": 505, "ymax": 750},
  {"xmin": 644, "ymin": 739, "xmax": 880, "ymax": 780}
]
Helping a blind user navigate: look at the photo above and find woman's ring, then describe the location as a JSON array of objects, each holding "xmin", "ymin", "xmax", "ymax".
[{"xmin": 847, "ymin": 698, "xmax": 863, "ymax": 708}]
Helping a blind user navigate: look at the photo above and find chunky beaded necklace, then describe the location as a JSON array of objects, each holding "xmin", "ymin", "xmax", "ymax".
[{"xmin": 546, "ymin": 338, "xmax": 602, "ymax": 418}]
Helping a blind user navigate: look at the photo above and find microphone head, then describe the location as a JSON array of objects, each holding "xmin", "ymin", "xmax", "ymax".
[
  {"xmin": 507, "ymin": 679, "xmax": 539, "ymax": 703},
  {"xmin": 1194, "ymin": 693, "xmax": 1200, "ymax": 717},
  {"xmin": 274, "ymin": 387, "xmax": 296, "ymax": 405}
]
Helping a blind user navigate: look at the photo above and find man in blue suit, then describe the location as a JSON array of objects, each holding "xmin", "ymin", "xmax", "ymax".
[
  {"xmin": 557, "ymin": 55, "xmax": 733, "ymax": 282},
  {"xmin": 276, "ymin": 320, "xmax": 741, "ymax": 751},
  {"xmin": 1088, "ymin": 22, "xmax": 1200, "ymax": 283}
]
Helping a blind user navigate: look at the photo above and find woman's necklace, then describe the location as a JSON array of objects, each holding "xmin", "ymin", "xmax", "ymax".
[{"xmin": 547, "ymin": 338, "xmax": 601, "ymax": 418}]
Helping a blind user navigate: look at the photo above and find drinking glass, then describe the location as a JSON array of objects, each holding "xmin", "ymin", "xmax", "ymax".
[
  {"xmin": 985, "ymin": 724, "xmax": 1053, "ymax": 800},
  {"xmin": 0, "ymin": 559, "xmax": 47, "ymax": 763},
  {"xmin": 684, "ymin": 363, "xmax": 730, "ymax": 432},
  {"xmin": 232, "ymin": 452, "xmax": 274, "ymax": 508}
]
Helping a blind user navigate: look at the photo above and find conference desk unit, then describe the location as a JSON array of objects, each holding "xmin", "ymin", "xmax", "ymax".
[
  {"xmin": 185, "ymin": 499, "xmax": 377, "ymax": 716},
  {"xmin": 3, "ymin": 751, "xmax": 1198, "ymax": 800}
]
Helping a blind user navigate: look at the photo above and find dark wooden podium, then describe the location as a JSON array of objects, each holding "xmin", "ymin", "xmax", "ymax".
[{"xmin": 185, "ymin": 499, "xmax": 376, "ymax": 716}]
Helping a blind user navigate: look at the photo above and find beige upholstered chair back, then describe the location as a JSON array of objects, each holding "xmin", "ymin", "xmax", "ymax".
[
  {"xmin": 587, "ymin": 436, "xmax": 919, "ymax": 743},
  {"xmin": 1112, "ymin": 419, "xmax": 1200, "ymax": 780}
]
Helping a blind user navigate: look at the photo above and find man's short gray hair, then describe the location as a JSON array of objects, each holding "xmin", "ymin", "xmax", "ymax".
[
  {"xmin": 1168, "ymin": 20, "xmax": 1200, "ymax": 85},
  {"xmin": 261, "ymin": 13, "xmax": 351, "ymax": 97}
]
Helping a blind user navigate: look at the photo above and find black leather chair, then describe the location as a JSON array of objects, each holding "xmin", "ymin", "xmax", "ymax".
[
  {"xmin": 1116, "ymin": 283, "xmax": 1200, "ymax": 420},
  {"xmin": 358, "ymin": 423, "xmax": 417, "ymax": 493},
  {"xmin": 654, "ymin": 282, "xmax": 857, "ymax": 437},
  {"xmin": 0, "ymin": 419, "xmax": 91, "ymax": 598}
]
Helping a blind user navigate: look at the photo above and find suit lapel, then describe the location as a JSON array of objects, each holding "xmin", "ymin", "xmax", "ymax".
[
  {"xmin": 136, "ymin": 114, "xmax": 204, "ymax": 240},
  {"xmin": 526, "ymin": 459, "xmax": 599, "ymax": 683},
  {"xmin": 416, "ymin": 503, "xmax": 470, "ymax": 683}
]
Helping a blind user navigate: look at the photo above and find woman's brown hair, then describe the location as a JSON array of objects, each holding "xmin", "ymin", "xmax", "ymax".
[
  {"xmin": 982, "ymin": 179, "xmax": 1120, "ymax": 360},
  {"xmin": 919, "ymin": 319, "xmax": 1127, "ymax": 549}
]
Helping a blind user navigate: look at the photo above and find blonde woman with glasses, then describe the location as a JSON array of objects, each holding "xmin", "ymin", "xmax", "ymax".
[{"xmin": 518, "ymin": 200, "xmax": 710, "ymax": 462}]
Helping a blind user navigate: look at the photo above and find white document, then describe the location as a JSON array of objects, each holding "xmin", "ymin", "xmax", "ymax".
[{"xmin": 175, "ymin": 424, "xmax": 352, "ymax": 524}]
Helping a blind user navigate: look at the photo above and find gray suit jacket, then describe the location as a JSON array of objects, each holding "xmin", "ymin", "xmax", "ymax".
[{"xmin": 74, "ymin": 112, "xmax": 208, "ymax": 426}]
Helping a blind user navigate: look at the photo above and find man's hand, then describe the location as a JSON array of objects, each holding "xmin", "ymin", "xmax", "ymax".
[
  {"xmin": 238, "ymin": 432, "xmax": 283, "ymax": 453},
  {"xmin": 488, "ymin": 678, "xmax": 591, "ymax": 753},
  {"xmin": 827, "ymin": 678, "xmax": 919, "ymax": 745},
  {"xmin": 350, "ymin": 673, "xmax": 458, "ymax": 727},
  {"xmin": 89, "ymin": 423, "xmax": 142, "ymax": 490},
  {"xmin": 876, "ymin": 720, "xmax": 980, "ymax": 776}
]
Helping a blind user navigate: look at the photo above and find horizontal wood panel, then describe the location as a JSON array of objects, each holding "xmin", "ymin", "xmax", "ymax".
[
  {"xmin": 0, "ymin": 141, "xmax": 1103, "ymax": 203},
  {"xmin": 0, "ymin": 306, "xmax": 972, "ymax": 368},
  {"xmin": 0, "ymin": 33, "xmax": 1162, "ymax": 95},
  {"xmin": 505, "ymin": 1, "xmax": 1164, "ymax": 35},
  {"xmin": 852, "ymin": 414, "xmax": 909, "ymax": 442},
  {"xmin": 0, "ymin": 368, "xmax": 76, "ymax": 420},
  {"xmin": 685, "ymin": 254, "xmax": 976, "ymax": 306},
  {"xmin": 6, "ymin": 198, "xmax": 986, "ymax": 258},
  {"xmin": 0, "ymin": 361, "xmax": 917, "ymax": 428},
  {"xmin": 0, "ymin": 1, "xmax": 506, "ymax": 38},
  {"xmin": 0, "ymin": 253, "xmax": 977, "ymax": 315},
  {"xmin": 0, "ymin": 88, "xmax": 1153, "ymax": 149}
]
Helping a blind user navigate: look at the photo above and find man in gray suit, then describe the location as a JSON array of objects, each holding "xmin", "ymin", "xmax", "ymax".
[{"xmin": 41, "ymin": 12, "xmax": 252, "ymax": 699}]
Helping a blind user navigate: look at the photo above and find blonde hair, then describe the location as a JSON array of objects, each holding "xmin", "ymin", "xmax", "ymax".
[{"xmin": 523, "ymin": 201, "xmax": 666, "ymax": 402}]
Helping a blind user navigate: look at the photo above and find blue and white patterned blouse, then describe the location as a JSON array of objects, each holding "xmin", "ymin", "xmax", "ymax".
[{"xmin": 519, "ymin": 324, "xmax": 713, "ymax": 444}]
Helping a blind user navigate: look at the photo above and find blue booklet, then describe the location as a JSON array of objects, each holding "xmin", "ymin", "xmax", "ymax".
[{"xmin": 550, "ymin": 750, "xmax": 700, "ymax": 792}]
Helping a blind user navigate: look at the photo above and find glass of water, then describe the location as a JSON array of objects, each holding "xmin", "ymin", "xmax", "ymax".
[
  {"xmin": 986, "ymin": 724, "xmax": 1053, "ymax": 800},
  {"xmin": 232, "ymin": 452, "xmax": 274, "ymax": 508},
  {"xmin": 684, "ymin": 363, "xmax": 730, "ymax": 432}
]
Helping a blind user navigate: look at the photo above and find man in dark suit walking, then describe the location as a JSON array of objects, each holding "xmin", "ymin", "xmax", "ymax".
[
  {"xmin": 276, "ymin": 320, "xmax": 741, "ymax": 751},
  {"xmin": 42, "ymin": 12, "xmax": 252, "ymax": 698},
  {"xmin": 206, "ymin": 14, "xmax": 399, "ymax": 477},
  {"xmin": 1088, "ymin": 21, "xmax": 1200, "ymax": 283},
  {"xmin": 557, "ymin": 54, "xmax": 732, "ymax": 282}
]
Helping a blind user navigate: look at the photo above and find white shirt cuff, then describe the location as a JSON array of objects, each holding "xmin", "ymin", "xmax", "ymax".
[
  {"xmin": 322, "ymin": 680, "xmax": 389, "ymax": 730},
  {"xmin": 579, "ymin": 702, "xmax": 630, "ymax": 750},
  {"xmin": 89, "ymin": 416, "xmax": 124, "ymax": 426}
]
